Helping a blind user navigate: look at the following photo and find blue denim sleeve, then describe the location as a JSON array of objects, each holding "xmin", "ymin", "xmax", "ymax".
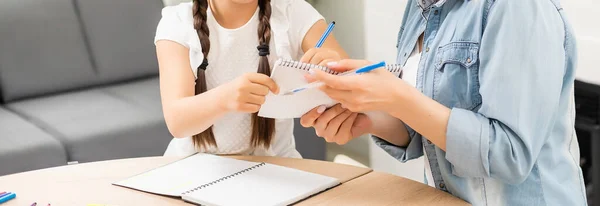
[
  {"xmin": 372, "ymin": 124, "xmax": 423, "ymax": 163},
  {"xmin": 445, "ymin": 0, "xmax": 568, "ymax": 184}
]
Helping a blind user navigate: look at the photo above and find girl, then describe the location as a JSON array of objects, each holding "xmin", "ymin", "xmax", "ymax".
[
  {"xmin": 302, "ymin": 0, "xmax": 586, "ymax": 205},
  {"xmin": 155, "ymin": 0, "xmax": 346, "ymax": 157}
]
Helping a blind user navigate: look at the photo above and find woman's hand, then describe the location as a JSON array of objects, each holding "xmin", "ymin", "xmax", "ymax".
[
  {"xmin": 300, "ymin": 104, "xmax": 372, "ymax": 145},
  {"xmin": 310, "ymin": 59, "xmax": 412, "ymax": 113},
  {"xmin": 300, "ymin": 48, "xmax": 342, "ymax": 66},
  {"xmin": 217, "ymin": 73, "xmax": 279, "ymax": 113}
]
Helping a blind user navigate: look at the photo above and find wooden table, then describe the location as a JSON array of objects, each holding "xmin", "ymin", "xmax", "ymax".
[{"xmin": 0, "ymin": 156, "xmax": 469, "ymax": 206}]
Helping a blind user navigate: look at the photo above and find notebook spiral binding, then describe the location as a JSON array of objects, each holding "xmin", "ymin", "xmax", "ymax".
[
  {"xmin": 181, "ymin": 162, "xmax": 267, "ymax": 195},
  {"xmin": 276, "ymin": 59, "xmax": 403, "ymax": 75}
]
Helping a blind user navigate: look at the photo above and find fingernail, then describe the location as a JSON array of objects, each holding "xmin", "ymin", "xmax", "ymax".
[
  {"xmin": 340, "ymin": 104, "xmax": 346, "ymax": 109},
  {"xmin": 317, "ymin": 105, "xmax": 327, "ymax": 114},
  {"xmin": 327, "ymin": 61, "xmax": 338, "ymax": 67},
  {"xmin": 308, "ymin": 69, "xmax": 317, "ymax": 75}
]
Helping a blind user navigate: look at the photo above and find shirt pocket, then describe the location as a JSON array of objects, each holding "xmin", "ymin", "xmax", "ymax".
[{"xmin": 433, "ymin": 42, "xmax": 482, "ymax": 110}]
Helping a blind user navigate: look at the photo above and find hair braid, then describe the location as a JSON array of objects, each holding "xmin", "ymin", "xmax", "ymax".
[
  {"xmin": 191, "ymin": 0, "xmax": 216, "ymax": 149},
  {"xmin": 252, "ymin": 0, "xmax": 275, "ymax": 149}
]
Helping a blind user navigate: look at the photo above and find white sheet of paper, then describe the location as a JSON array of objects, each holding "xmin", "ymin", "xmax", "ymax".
[
  {"xmin": 259, "ymin": 59, "xmax": 402, "ymax": 119},
  {"xmin": 258, "ymin": 61, "xmax": 337, "ymax": 119},
  {"xmin": 114, "ymin": 154, "xmax": 257, "ymax": 196},
  {"xmin": 182, "ymin": 163, "xmax": 340, "ymax": 206}
]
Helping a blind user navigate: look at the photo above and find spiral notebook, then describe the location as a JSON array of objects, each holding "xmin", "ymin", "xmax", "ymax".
[
  {"xmin": 114, "ymin": 154, "xmax": 340, "ymax": 206},
  {"xmin": 258, "ymin": 59, "xmax": 402, "ymax": 118}
]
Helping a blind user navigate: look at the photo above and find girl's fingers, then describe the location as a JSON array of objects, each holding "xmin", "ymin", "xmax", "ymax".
[
  {"xmin": 245, "ymin": 73, "xmax": 279, "ymax": 94},
  {"xmin": 309, "ymin": 53, "xmax": 325, "ymax": 66},
  {"xmin": 300, "ymin": 48, "xmax": 318, "ymax": 63},
  {"xmin": 238, "ymin": 103, "xmax": 261, "ymax": 113},
  {"xmin": 242, "ymin": 93, "xmax": 266, "ymax": 106},
  {"xmin": 246, "ymin": 83, "xmax": 270, "ymax": 96}
]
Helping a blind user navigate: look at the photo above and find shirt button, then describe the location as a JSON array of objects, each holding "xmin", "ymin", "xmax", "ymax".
[
  {"xmin": 467, "ymin": 57, "xmax": 472, "ymax": 63},
  {"xmin": 439, "ymin": 182, "xmax": 446, "ymax": 189},
  {"xmin": 404, "ymin": 52, "xmax": 408, "ymax": 57},
  {"xmin": 434, "ymin": 10, "xmax": 439, "ymax": 15},
  {"xmin": 426, "ymin": 47, "xmax": 430, "ymax": 52}
]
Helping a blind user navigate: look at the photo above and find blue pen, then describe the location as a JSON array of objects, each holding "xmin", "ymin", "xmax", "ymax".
[
  {"xmin": 315, "ymin": 21, "xmax": 336, "ymax": 48},
  {"xmin": 0, "ymin": 192, "xmax": 16, "ymax": 204},
  {"xmin": 282, "ymin": 61, "xmax": 386, "ymax": 95}
]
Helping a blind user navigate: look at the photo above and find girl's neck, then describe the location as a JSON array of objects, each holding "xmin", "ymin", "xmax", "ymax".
[{"xmin": 209, "ymin": 0, "xmax": 258, "ymax": 29}]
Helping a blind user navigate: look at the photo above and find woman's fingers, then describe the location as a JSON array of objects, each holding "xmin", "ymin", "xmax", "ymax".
[
  {"xmin": 314, "ymin": 105, "xmax": 346, "ymax": 138},
  {"xmin": 300, "ymin": 105, "xmax": 327, "ymax": 127},
  {"xmin": 327, "ymin": 59, "xmax": 372, "ymax": 72},
  {"xmin": 323, "ymin": 109, "xmax": 354, "ymax": 140},
  {"xmin": 335, "ymin": 113, "xmax": 360, "ymax": 145}
]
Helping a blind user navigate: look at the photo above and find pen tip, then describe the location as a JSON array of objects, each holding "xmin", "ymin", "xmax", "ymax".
[{"xmin": 331, "ymin": 21, "xmax": 336, "ymax": 24}]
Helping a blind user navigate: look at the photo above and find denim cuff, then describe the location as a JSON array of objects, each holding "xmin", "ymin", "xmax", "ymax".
[
  {"xmin": 371, "ymin": 134, "xmax": 423, "ymax": 163},
  {"xmin": 445, "ymin": 108, "xmax": 490, "ymax": 177}
]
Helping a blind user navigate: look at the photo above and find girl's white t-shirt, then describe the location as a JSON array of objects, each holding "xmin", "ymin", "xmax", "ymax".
[{"xmin": 154, "ymin": 0, "xmax": 324, "ymax": 158}]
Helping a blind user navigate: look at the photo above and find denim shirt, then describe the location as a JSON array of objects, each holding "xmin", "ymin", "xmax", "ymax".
[{"xmin": 372, "ymin": 0, "xmax": 587, "ymax": 205}]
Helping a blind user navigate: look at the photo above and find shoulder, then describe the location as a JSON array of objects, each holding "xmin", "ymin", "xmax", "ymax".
[
  {"xmin": 270, "ymin": 0, "xmax": 321, "ymax": 19},
  {"xmin": 160, "ymin": 2, "xmax": 195, "ymax": 26},
  {"xmin": 155, "ymin": 2, "xmax": 201, "ymax": 50}
]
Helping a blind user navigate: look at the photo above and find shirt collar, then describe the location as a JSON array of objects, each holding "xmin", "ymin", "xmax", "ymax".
[{"xmin": 416, "ymin": 0, "xmax": 447, "ymax": 10}]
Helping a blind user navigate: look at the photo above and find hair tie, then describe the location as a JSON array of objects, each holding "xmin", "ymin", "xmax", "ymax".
[
  {"xmin": 257, "ymin": 45, "xmax": 270, "ymax": 57},
  {"xmin": 199, "ymin": 58, "xmax": 209, "ymax": 70}
]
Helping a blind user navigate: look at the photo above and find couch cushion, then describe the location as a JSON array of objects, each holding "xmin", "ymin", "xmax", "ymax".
[
  {"xmin": 0, "ymin": 107, "xmax": 67, "ymax": 176},
  {"xmin": 6, "ymin": 77, "xmax": 171, "ymax": 163},
  {"xmin": 0, "ymin": 0, "xmax": 97, "ymax": 102},
  {"xmin": 74, "ymin": 0, "xmax": 164, "ymax": 84}
]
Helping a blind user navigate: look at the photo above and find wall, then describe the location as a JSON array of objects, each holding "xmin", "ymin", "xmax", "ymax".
[
  {"xmin": 562, "ymin": 1, "xmax": 600, "ymax": 85},
  {"xmin": 163, "ymin": 0, "xmax": 189, "ymax": 6}
]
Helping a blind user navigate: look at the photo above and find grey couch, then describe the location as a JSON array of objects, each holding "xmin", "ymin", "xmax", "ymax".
[{"xmin": 0, "ymin": 0, "xmax": 325, "ymax": 177}]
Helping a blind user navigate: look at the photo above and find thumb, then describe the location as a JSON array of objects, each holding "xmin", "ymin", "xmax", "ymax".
[
  {"xmin": 309, "ymin": 68, "xmax": 349, "ymax": 89},
  {"xmin": 327, "ymin": 59, "xmax": 373, "ymax": 72}
]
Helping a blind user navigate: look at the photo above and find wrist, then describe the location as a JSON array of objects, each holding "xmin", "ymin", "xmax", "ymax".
[
  {"xmin": 384, "ymin": 80, "xmax": 412, "ymax": 116},
  {"xmin": 205, "ymin": 86, "xmax": 232, "ymax": 115}
]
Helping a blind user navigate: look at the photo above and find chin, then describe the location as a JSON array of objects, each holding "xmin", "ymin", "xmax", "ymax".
[{"xmin": 230, "ymin": 0, "xmax": 258, "ymax": 5}]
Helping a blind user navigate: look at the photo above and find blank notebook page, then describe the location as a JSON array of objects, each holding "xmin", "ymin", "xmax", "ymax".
[
  {"xmin": 259, "ymin": 59, "xmax": 403, "ymax": 119},
  {"xmin": 114, "ymin": 154, "xmax": 257, "ymax": 196},
  {"xmin": 258, "ymin": 59, "xmax": 338, "ymax": 119},
  {"xmin": 182, "ymin": 163, "xmax": 340, "ymax": 206}
]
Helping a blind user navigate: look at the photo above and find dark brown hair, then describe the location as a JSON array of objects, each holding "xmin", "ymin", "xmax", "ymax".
[{"xmin": 192, "ymin": 0, "xmax": 275, "ymax": 150}]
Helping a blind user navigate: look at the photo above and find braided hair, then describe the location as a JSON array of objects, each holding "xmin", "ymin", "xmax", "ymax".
[{"xmin": 192, "ymin": 0, "xmax": 275, "ymax": 149}]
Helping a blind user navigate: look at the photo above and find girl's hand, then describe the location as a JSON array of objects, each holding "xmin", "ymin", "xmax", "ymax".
[
  {"xmin": 217, "ymin": 73, "xmax": 279, "ymax": 113},
  {"xmin": 300, "ymin": 104, "xmax": 372, "ymax": 145},
  {"xmin": 310, "ymin": 59, "xmax": 411, "ymax": 113},
  {"xmin": 300, "ymin": 48, "xmax": 342, "ymax": 66}
]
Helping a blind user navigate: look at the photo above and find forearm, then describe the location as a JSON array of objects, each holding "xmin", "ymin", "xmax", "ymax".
[
  {"xmin": 388, "ymin": 86, "xmax": 450, "ymax": 151},
  {"xmin": 365, "ymin": 111, "xmax": 410, "ymax": 147},
  {"xmin": 163, "ymin": 87, "xmax": 228, "ymax": 138}
]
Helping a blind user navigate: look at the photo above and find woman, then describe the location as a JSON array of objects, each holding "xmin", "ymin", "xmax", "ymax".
[
  {"xmin": 155, "ymin": 0, "xmax": 346, "ymax": 157},
  {"xmin": 301, "ymin": 0, "xmax": 586, "ymax": 205}
]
